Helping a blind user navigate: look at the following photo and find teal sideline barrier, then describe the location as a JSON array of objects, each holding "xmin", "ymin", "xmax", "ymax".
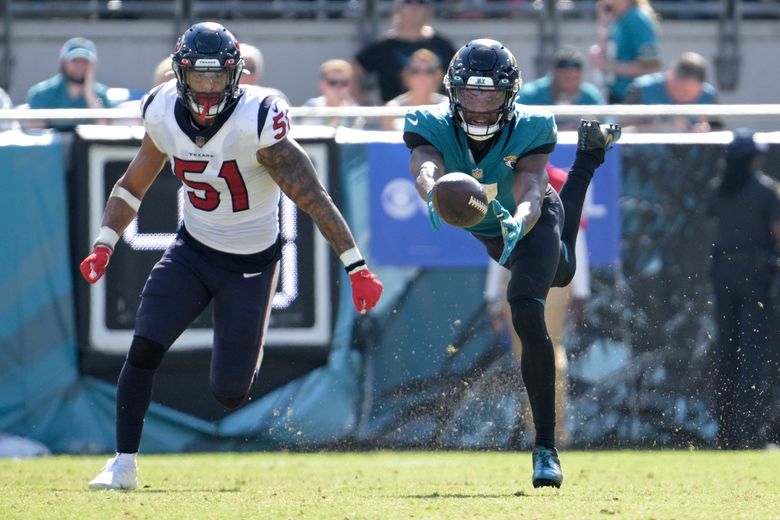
[
  {"xmin": 0, "ymin": 131, "xmax": 106, "ymax": 452},
  {"xmin": 0, "ymin": 132, "xmax": 217, "ymax": 453},
  {"xmin": 0, "ymin": 132, "xmax": 383, "ymax": 454}
]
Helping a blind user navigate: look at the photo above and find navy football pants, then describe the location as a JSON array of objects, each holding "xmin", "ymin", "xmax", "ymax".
[
  {"xmin": 116, "ymin": 238, "xmax": 278, "ymax": 453},
  {"xmin": 136, "ymin": 237, "xmax": 278, "ymax": 401}
]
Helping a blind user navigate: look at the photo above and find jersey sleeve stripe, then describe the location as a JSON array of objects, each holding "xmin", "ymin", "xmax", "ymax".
[
  {"xmin": 257, "ymin": 95, "xmax": 282, "ymax": 141},
  {"xmin": 142, "ymin": 84, "xmax": 165, "ymax": 119}
]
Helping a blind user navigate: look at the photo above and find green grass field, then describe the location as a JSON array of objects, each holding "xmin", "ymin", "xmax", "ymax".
[{"xmin": 1, "ymin": 450, "xmax": 778, "ymax": 519}]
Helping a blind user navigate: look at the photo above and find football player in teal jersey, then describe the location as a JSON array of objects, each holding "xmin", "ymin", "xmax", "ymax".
[{"xmin": 404, "ymin": 39, "xmax": 620, "ymax": 488}]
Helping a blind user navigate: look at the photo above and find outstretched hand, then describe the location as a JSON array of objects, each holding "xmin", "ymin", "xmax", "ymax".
[
  {"xmin": 427, "ymin": 191, "xmax": 441, "ymax": 231},
  {"xmin": 492, "ymin": 199, "xmax": 525, "ymax": 265}
]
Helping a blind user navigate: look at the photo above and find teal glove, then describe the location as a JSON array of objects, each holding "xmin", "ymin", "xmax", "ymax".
[
  {"xmin": 492, "ymin": 199, "xmax": 525, "ymax": 265},
  {"xmin": 427, "ymin": 191, "xmax": 441, "ymax": 231}
]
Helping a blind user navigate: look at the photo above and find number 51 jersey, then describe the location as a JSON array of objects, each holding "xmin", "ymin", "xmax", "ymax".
[{"xmin": 141, "ymin": 80, "xmax": 290, "ymax": 255}]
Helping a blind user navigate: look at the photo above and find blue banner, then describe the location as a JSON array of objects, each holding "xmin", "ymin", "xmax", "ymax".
[
  {"xmin": 549, "ymin": 144, "xmax": 621, "ymax": 267},
  {"xmin": 368, "ymin": 141, "xmax": 621, "ymax": 267},
  {"xmin": 368, "ymin": 142, "xmax": 486, "ymax": 267}
]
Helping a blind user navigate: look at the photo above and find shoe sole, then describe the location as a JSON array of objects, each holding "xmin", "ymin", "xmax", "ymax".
[
  {"xmin": 88, "ymin": 482, "xmax": 138, "ymax": 491},
  {"xmin": 532, "ymin": 478, "xmax": 562, "ymax": 489}
]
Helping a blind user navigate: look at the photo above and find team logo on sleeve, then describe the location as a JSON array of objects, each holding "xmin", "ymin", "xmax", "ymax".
[
  {"xmin": 503, "ymin": 155, "xmax": 518, "ymax": 169},
  {"xmin": 471, "ymin": 167, "xmax": 484, "ymax": 181}
]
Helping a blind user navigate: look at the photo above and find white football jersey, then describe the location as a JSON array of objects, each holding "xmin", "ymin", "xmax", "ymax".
[{"xmin": 142, "ymin": 80, "xmax": 291, "ymax": 254}]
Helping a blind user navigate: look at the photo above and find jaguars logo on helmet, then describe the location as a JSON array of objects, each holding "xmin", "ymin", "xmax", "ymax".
[
  {"xmin": 445, "ymin": 39, "xmax": 521, "ymax": 140},
  {"xmin": 171, "ymin": 22, "xmax": 244, "ymax": 120}
]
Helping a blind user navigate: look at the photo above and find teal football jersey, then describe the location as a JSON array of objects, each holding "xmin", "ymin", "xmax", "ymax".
[{"xmin": 404, "ymin": 104, "xmax": 557, "ymax": 237}]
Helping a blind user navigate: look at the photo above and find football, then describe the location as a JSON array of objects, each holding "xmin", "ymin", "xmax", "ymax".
[{"xmin": 431, "ymin": 172, "xmax": 489, "ymax": 228}]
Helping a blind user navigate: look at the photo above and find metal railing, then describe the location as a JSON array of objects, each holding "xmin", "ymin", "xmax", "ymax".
[
  {"xmin": 2, "ymin": 104, "xmax": 780, "ymax": 122},
  {"xmin": 3, "ymin": 1, "xmax": 779, "ymax": 21}
]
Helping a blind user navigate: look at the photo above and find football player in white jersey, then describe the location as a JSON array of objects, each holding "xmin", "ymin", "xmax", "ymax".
[{"xmin": 82, "ymin": 22, "xmax": 383, "ymax": 490}]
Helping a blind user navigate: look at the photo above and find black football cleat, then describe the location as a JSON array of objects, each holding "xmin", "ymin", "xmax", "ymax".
[
  {"xmin": 577, "ymin": 119, "xmax": 621, "ymax": 152},
  {"xmin": 532, "ymin": 446, "xmax": 563, "ymax": 488}
]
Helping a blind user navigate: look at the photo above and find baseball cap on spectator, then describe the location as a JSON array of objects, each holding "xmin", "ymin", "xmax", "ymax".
[
  {"xmin": 60, "ymin": 37, "xmax": 97, "ymax": 63},
  {"xmin": 725, "ymin": 129, "xmax": 768, "ymax": 161},
  {"xmin": 552, "ymin": 47, "xmax": 584, "ymax": 70},
  {"xmin": 240, "ymin": 44, "xmax": 264, "ymax": 77}
]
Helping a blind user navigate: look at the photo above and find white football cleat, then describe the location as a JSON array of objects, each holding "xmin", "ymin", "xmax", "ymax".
[{"xmin": 88, "ymin": 455, "xmax": 138, "ymax": 490}]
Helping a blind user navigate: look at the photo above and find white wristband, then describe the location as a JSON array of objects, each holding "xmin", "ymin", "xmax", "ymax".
[
  {"xmin": 340, "ymin": 247, "xmax": 363, "ymax": 266},
  {"xmin": 340, "ymin": 247, "xmax": 366, "ymax": 273},
  {"xmin": 110, "ymin": 185, "xmax": 142, "ymax": 212},
  {"xmin": 94, "ymin": 226, "xmax": 120, "ymax": 250}
]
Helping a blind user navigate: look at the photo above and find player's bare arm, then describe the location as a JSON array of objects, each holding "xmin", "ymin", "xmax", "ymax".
[
  {"xmin": 100, "ymin": 134, "xmax": 168, "ymax": 235},
  {"xmin": 80, "ymin": 134, "xmax": 167, "ymax": 284},
  {"xmin": 410, "ymin": 144, "xmax": 445, "ymax": 200},
  {"xmin": 512, "ymin": 153, "xmax": 550, "ymax": 234},
  {"xmin": 258, "ymin": 137, "xmax": 356, "ymax": 255}
]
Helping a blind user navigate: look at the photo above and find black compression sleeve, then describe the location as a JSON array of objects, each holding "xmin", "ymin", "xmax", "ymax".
[
  {"xmin": 518, "ymin": 142, "xmax": 556, "ymax": 159},
  {"xmin": 403, "ymin": 132, "xmax": 433, "ymax": 150}
]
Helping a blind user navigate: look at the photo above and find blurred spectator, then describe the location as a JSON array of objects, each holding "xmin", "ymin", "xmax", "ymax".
[
  {"xmin": 484, "ymin": 163, "xmax": 592, "ymax": 448},
  {"xmin": 706, "ymin": 130, "xmax": 780, "ymax": 449},
  {"xmin": 623, "ymin": 51, "xmax": 721, "ymax": 132},
  {"xmin": 26, "ymin": 37, "xmax": 114, "ymax": 130},
  {"xmin": 111, "ymin": 56, "xmax": 173, "ymax": 125},
  {"xmin": 383, "ymin": 48, "xmax": 447, "ymax": 130},
  {"xmin": 590, "ymin": 0, "xmax": 661, "ymax": 103},
  {"xmin": 353, "ymin": 0, "xmax": 456, "ymax": 104},
  {"xmin": 152, "ymin": 56, "xmax": 174, "ymax": 87},
  {"xmin": 239, "ymin": 43, "xmax": 265, "ymax": 86},
  {"xmin": 517, "ymin": 47, "xmax": 606, "ymax": 130},
  {"xmin": 300, "ymin": 59, "xmax": 364, "ymax": 129},
  {"xmin": 0, "ymin": 87, "xmax": 20, "ymax": 132},
  {"xmin": 239, "ymin": 43, "xmax": 287, "ymax": 101},
  {"xmin": 546, "ymin": 163, "xmax": 592, "ymax": 334}
]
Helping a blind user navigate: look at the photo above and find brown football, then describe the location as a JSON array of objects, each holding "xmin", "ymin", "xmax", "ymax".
[{"xmin": 431, "ymin": 172, "xmax": 489, "ymax": 228}]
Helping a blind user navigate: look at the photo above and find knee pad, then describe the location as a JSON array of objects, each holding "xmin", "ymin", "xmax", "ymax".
[{"xmin": 126, "ymin": 336, "xmax": 167, "ymax": 371}]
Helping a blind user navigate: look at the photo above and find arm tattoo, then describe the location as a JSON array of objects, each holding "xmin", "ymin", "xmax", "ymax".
[{"xmin": 258, "ymin": 138, "xmax": 356, "ymax": 254}]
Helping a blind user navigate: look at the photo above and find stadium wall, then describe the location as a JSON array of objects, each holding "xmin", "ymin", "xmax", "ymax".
[{"xmin": 5, "ymin": 19, "xmax": 780, "ymax": 128}]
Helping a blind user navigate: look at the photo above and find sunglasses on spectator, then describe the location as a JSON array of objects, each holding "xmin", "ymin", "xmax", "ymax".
[
  {"xmin": 408, "ymin": 67, "xmax": 438, "ymax": 76},
  {"xmin": 402, "ymin": 0, "xmax": 431, "ymax": 5},
  {"xmin": 324, "ymin": 78, "xmax": 350, "ymax": 87}
]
